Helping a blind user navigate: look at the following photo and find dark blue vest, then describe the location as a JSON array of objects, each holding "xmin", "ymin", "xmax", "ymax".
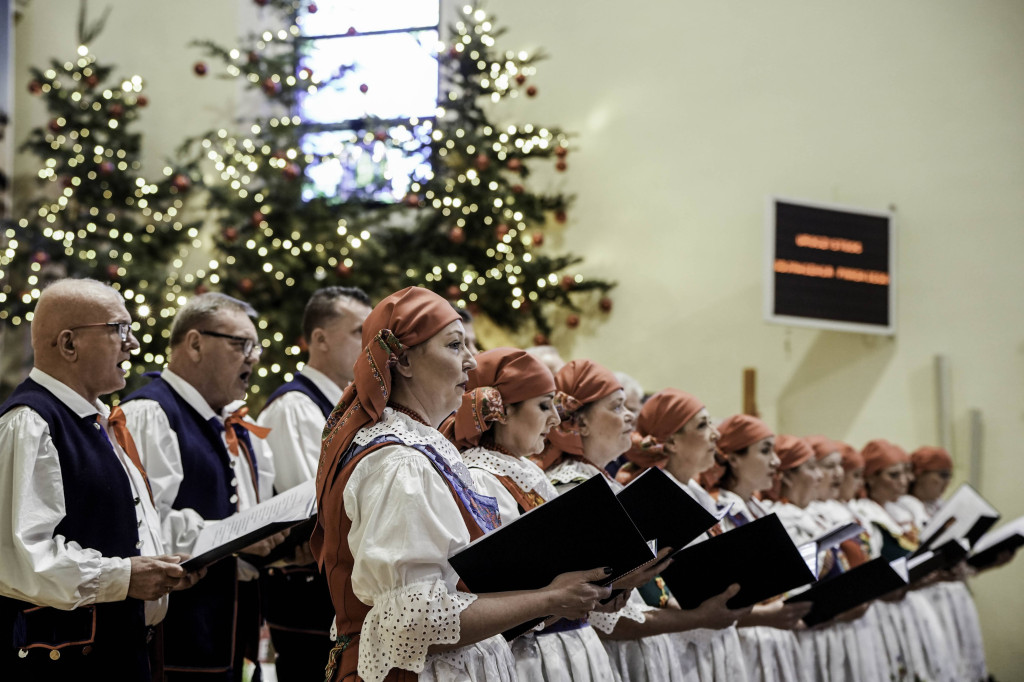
[
  {"xmin": 0, "ymin": 378, "xmax": 148, "ymax": 676},
  {"xmin": 121, "ymin": 375, "xmax": 260, "ymax": 678},
  {"xmin": 263, "ymin": 373, "xmax": 335, "ymax": 419}
]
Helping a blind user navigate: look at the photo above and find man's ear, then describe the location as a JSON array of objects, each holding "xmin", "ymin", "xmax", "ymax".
[
  {"xmin": 183, "ymin": 329, "xmax": 204, "ymax": 363},
  {"xmin": 55, "ymin": 330, "xmax": 77, "ymax": 361},
  {"xmin": 392, "ymin": 350, "xmax": 414, "ymax": 379},
  {"xmin": 310, "ymin": 328, "xmax": 326, "ymax": 349}
]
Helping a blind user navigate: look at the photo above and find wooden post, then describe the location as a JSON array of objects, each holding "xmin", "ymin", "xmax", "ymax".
[{"xmin": 742, "ymin": 368, "xmax": 758, "ymax": 417}]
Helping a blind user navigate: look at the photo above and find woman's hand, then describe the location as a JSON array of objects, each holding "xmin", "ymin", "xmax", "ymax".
[
  {"xmin": 740, "ymin": 599, "xmax": 810, "ymax": 630},
  {"xmin": 591, "ymin": 589, "xmax": 632, "ymax": 614},
  {"xmin": 611, "ymin": 547, "xmax": 674, "ymax": 591},
  {"xmin": 689, "ymin": 584, "xmax": 753, "ymax": 630},
  {"xmin": 544, "ymin": 567, "xmax": 614, "ymax": 619}
]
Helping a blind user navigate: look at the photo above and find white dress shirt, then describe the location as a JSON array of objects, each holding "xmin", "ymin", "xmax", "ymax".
[
  {"xmin": 257, "ymin": 366, "xmax": 343, "ymax": 492},
  {"xmin": 120, "ymin": 369, "xmax": 274, "ymax": 577},
  {"xmin": 0, "ymin": 368, "xmax": 170, "ymax": 624}
]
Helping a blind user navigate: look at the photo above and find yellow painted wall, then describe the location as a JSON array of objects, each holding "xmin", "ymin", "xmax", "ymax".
[{"xmin": 11, "ymin": 1, "xmax": 1024, "ymax": 677}]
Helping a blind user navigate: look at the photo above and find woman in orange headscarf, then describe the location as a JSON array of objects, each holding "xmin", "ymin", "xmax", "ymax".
[
  {"xmin": 447, "ymin": 348, "xmax": 617, "ymax": 682},
  {"xmin": 536, "ymin": 366, "xmax": 743, "ymax": 682},
  {"xmin": 312, "ymin": 288, "xmax": 611, "ymax": 682},
  {"xmin": 849, "ymin": 439, "xmax": 961, "ymax": 682}
]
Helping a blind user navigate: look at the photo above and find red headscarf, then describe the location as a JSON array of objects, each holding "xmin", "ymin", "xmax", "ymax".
[
  {"xmin": 534, "ymin": 359, "xmax": 621, "ymax": 470},
  {"xmin": 808, "ymin": 437, "xmax": 846, "ymax": 461},
  {"xmin": 701, "ymin": 414, "xmax": 774, "ymax": 489},
  {"xmin": 861, "ymin": 438, "xmax": 909, "ymax": 478},
  {"xmin": 774, "ymin": 434, "xmax": 815, "ymax": 472},
  {"xmin": 910, "ymin": 446, "xmax": 953, "ymax": 477},
  {"xmin": 446, "ymin": 347, "xmax": 556, "ymax": 450},
  {"xmin": 620, "ymin": 388, "xmax": 703, "ymax": 482},
  {"xmin": 835, "ymin": 441, "xmax": 864, "ymax": 471},
  {"xmin": 314, "ymin": 287, "xmax": 459, "ymax": 511}
]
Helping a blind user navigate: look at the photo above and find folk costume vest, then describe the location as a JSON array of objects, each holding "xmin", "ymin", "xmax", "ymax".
[
  {"xmin": 0, "ymin": 379, "xmax": 149, "ymax": 679},
  {"xmin": 264, "ymin": 373, "xmax": 334, "ymax": 419},
  {"xmin": 122, "ymin": 375, "xmax": 261, "ymax": 679}
]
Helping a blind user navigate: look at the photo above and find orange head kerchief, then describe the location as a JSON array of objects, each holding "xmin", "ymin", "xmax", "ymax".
[
  {"xmin": 861, "ymin": 438, "xmax": 909, "ymax": 478},
  {"xmin": 716, "ymin": 414, "xmax": 774, "ymax": 455},
  {"xmin": 447, "ymin": 347, "xmax": 556, "ymax": 450},
  {"xmin": 910, "ymin": 445, "xmax": 953, "ymax": 477},
  {"xmin": 774, "ymin": 434, "xmax": 815, "ymax": 472},
  {"xmin": 535, "ymin": 359, "xmax": 621, "ymax": 470},
  {"xmin": 315, "ymin": 287, "xmax": 459, "ymax": 501}
]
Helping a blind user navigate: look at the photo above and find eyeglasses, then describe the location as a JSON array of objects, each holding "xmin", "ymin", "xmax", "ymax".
[
  {"xmin": 198, "ymin": 329, "xmax": 262, "ymax": 359},
  {"xmin": 65, "ymin": 321, "xmax": 132, "ymax": 343}
]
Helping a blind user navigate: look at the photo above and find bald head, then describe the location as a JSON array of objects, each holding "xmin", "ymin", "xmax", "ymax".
[{"xmin": 31, "ymin": 278, "xmax": 138, "ymax": 403}]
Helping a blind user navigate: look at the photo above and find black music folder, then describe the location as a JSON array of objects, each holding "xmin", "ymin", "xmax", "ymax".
[
  {"xmin": 616, "ymin": 467, "xmax": 729, "ymax": 555},
  {"xmin": 967, "ymin": 516, "xmax": 1024, "ymax": 569},
  {"xmin": 915, "ymin": 484, "xmax": 999, "ymax": 555},
  {"xmin": 449, "ymin": 474, "xmax": 656, "ymax": 640},
  {"xmin": 907, "ymin": 539, "xmax": 969, "ymax": 583},
  {"xmin": 785, "ymin": 556, "xmax": 909, "ymax": 626},
  {"xmin": 659, "ymin": 513, "xmax": 817, "ymax": 610}
]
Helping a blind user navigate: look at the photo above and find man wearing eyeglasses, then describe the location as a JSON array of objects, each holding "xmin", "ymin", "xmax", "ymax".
[
  {"xmin": 0, "ymin": 279, "xmax": 201, "ymax": 680},
  {"xmin": 120, "ymin": 292, "xmax": 281, "ymax": 682}
]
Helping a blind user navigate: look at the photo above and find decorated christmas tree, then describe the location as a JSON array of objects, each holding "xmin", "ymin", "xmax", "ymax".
[
  {"xmin": 0, "ymin": 3, "xmax": 199, "ymax": 390},
  {"xmin": 179, "ymin": 0, "xmax": 614, "ymax": 401}
]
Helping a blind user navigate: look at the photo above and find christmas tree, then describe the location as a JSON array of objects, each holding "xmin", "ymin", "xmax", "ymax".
[
  {"xmin": 179, "ymin": 0, "xmax": 614, "ymax": 401},
  {"xmin": 0, "ymin": 3, "xmax": 199, "ymax": 391}
]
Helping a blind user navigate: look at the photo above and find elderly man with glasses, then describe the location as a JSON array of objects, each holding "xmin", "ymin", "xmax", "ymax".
[
  {"xmin": 121, "ymin": 292, "xmax": 282, "ymax": 682},
  {"xmin": 0, "ymin": 278, "xmax": 202, "ymax": 681}
]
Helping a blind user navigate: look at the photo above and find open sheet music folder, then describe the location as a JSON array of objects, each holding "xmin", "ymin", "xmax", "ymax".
[
  {"xmin": 448, "ymin": 474, "xmax": 656, "ymax": 641},
  {"xmin": 659, "ymin": 513, "xmax": 817, "ymax": 610},
  {"xmin": 915, "ymin": 484, "xmax": 999, "ymax": 555},
  {"xmin": 785, "ymin": 556, "xmax": 909, "ymax": 627},
  {"xmin": 967, "ymin": 515, "xmax": 1024, "ymax": 569},
  {"xmin": 615, "ymin": 467, "xmax": 730, "ymax": 555},
  {"xmin": 907, "ymin": 539, "xmax": 969, "ymax": 583},
  {"xmin": 182, "ymin": 480, "xmax": 317, "ymax": 572}
]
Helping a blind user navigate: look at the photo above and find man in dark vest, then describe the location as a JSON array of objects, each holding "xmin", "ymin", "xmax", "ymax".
[
  {"xmin": 256, "ymin": 286, "xmax": 371, "ymax": 681},
  {"xmin": 121, "ymin": 292, "xmax": 284, "ymax": 681},
  {"xmin": 0, "ymin": 278, "xmax": 199, "ymax": 681}
]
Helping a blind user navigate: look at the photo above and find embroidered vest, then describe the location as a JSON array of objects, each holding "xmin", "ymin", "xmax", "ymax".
[{"xmin": 0, "ymin": 379, "xmax": 146, "ymax": 663}]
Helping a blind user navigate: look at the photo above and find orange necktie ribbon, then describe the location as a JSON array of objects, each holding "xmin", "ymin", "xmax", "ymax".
[
  {"xmin": 222, "ymin": 406, "xmax": 272, "ymax": 458},
  {"xmin": 105, "ymin": 406, "xmax": 154, "ymax": 505}
]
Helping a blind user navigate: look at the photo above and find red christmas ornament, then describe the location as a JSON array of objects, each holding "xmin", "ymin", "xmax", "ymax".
[
  {"xmin": 531, "ymin": 232, "xmax": 544, "ymax": 247},
  {"xmin": 599, "ymin": 296, "xmax": 613, "ymax": 312},
  {"xmin": 193, "ymin": 62, "xmax": 208, "ymax": 76},
  {"xmin": 515, "ymin": 74, "xmax": 526, "ymax": 85},
  {"xmin": 555, "ymin": 160, "xmax": 567, "ymax": 172},
  {"xmin": 60, "ymin": 176, "xmax": 74, "ymax": 189},
  {"xmin": 98, "ymin": 161, "xmax": 115, "ymax": 175},
  {"xmin": 526, "ymin": 86, "xmax": 537, "ymax": 97},
  {"xmin": 262, "ymin": 78, "xmax": 281, "ymax": 95},
  {"xmin": 307, "ymin": 3, "xmax": 318, "ymax": 14},
  {"xmin": 171, "ymin": 174, "xmax": 191, "ymax": 192},
  {"xmin": 554, "ymin": 209, "xmax": 567, "ymax": 224},
  {"xmin": 136, "ymin": 95, "xmax": 148, "ymax": 107},
  {"xmin": 560, "ymin": 275, "xmax": 575, "ymax": 291},
  {"xmin": 106, "ymin": 264, "xmax": 120, "ymax": 280},
  {"xmin": 195, "ymin": 284, "xmax": 209, "ymax": 295},
  {"xmin": 404, "ymin": 193, "xmax": 421, "ymax": 207},
  {"xmin": 222, "ymin": 227, "xmax": 239, "ymax": 242},
  {"xmin": 251, "ymin": 210, "xmax": 265, "ymax": 226},
  {"xmin": 28, "ymin": 80, "xmax": 42, "ymax": 95},
  {"xmin": 448, "ymin": 46, "xmax": 460, "ymax": 60},
  {"xmin": 511, "ymin": 184, "xmax": 524, "ymax": 194},
  {"xmin": 475, "ymin": 154, "xmax": 490, "ymax": 171},
  {"xmin": 506, "ymin": 158, "xmax": 522, "ymax": 172},
  {"xmin": 31, "ymin": 250, "xmax": 50, "ymax": 264},
  {"xmin": 109, "ymin": 103, "xmax": 124, "ymax": 119},
  {"xmin": 374, "ymin": 130, "xmax": 388, "ymax": 142},
  {"xmin": 335, "ymin": 263, "xmax": 352, "ymax": 278},
  {"xmin": 359, "ymin": 83, "xmax": 369, "ymax": 94},
  {"xmin": 282, "ymin": 163, "xmax": 301, "ymax": 180},
  {"xmin": 448, "ymin": 226, "xmax": 466, "ymax": 244},
  {"xmin": 248, "ymin": 51, "xmax": 260, "ymax": 64},
  {"xmin": 555, "ymin": 145, "xmax": 568, "ymax": 158},
  {"xmin": 533, "ymin": 333, "xmax": 549, "ymax": 346},
  {"xmin": 86, "ymin": 75, "xmax": 99, "ymax": 89},
  {"xmin": 48, "ymin": 119, "xmax": 62, "ymax": 133},
  {"xmin": 446, "ymin": 285, "xmax": 461, "ymax": 299},
  {"xmin": 239, "ymin": 277, "xmax": 254, "ymax": 293},
  {"xmin": 520, "ymin": 299, "xmax": 532, "ymax": 312},
  {"xmin": 566, "ymin": 314, "xmax": 580, "ymax": 329},
  {"xmin": 495, "ymin": 223, "xmax": 510, "ymax": 239},
  {"xmin": 347, "ymin": 26, "xmax": 358, "ymax": 36},
  {"xmin": 254, "ymin": 0, "xmax": 269, "ymax": 5}
]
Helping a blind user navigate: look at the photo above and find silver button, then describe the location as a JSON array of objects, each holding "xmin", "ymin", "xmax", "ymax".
[
  {"xmin": 18, "ymin": 649, "xmax": 28, "ymax": 658},
  {"xmin": 230, "ymin": 477, "xmax": 238, "ymax": 487},
  {"xmin": 229, "ymin": 459, "xmax": 236, "ymax": 468},
  {"xmin": 134, "ymin": 496, "xmax": 141, "ymax": 505},
  {"xmin": 229, "ymin": 494, "xmax": 238, "ymax": 504},
  {"xmin": 136, "ymin": 540, "xmax": 143, "ymax": 549},
  {"xmin": 137, "ymin": 519, "xmax": 143, "ymax": 528},
  {"xmin": 93, "ymin": 422, "xmax": 102, "ymax": 430}
]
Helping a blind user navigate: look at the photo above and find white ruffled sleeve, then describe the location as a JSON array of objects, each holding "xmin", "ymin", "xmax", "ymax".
[
  {"xmin": 588, "ymin": 588, "xmax": 648, "ymax": 634},
  {"xmin": 344, "ymin": 444, "xmax": 480, "ymax": 681}
]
